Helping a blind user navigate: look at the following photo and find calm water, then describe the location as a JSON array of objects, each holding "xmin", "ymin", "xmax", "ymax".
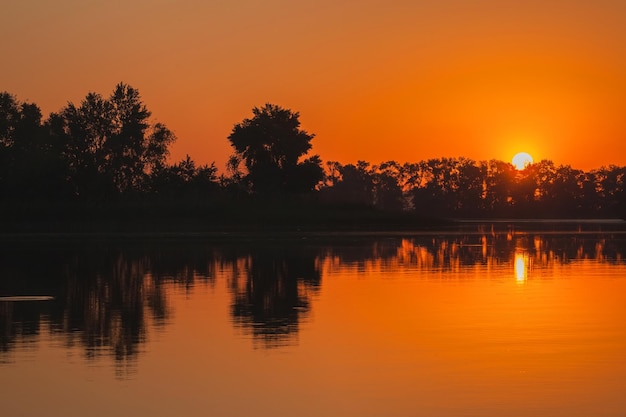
[{"xmin": 1, "ymin": 231, "xmax": 626, "ymax": 416}]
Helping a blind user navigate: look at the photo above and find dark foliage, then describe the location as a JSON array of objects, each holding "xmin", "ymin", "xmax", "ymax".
[
  {"xmin": 227, "ymin": 103, "xmax": 324, "ymax": 196},
  {"xmin": 1, "ymin": 86, "xmax": 625, "ymax": 232},
  {"xmin": 319, "ymin": 158, "xmax": 626, "ymax": 219}
]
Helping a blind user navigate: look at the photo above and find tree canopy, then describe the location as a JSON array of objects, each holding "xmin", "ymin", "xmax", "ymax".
[
  {"xmin": 227, "ymin": 103, "xmax": 324, "ymax": 195},
  {"xmin": 1, "ymin": 85, "xmax": 626, "ymax": 230},
  {"xmin": 51, "ymin": 83, "xmax": 176, "ymax": 197}
]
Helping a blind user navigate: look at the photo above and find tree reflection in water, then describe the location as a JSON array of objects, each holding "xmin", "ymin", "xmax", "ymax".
[
  {"xmin": 227, "ymin": 245, "xmax": 321, "ymax": 348},
  {"xmin": 319, "ymin": 233, "xmax": 626, "ymax": 277},
  {"xmin": 59, "ymin": 249, "xmax": 160, "ymax": 365},
  {"xmin": 0, "ymin": 233, "xmax": 624, "ymax": 372}
]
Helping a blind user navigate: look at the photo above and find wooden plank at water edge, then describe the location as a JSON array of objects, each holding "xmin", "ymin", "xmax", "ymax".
[{"xmin": 0, "ymin": 296, "xmax": 55, "ymax": 302}]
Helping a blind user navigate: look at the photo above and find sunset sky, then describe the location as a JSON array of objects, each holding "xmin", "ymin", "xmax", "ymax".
[{"xmin": 2, "ymin": 0, "xmax": 626, "ymax": 171}]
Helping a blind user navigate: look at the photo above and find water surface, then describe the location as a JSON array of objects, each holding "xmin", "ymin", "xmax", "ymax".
[{"xmin": 1, "ymin": 232, "xmax": 625, "ymax": 416}]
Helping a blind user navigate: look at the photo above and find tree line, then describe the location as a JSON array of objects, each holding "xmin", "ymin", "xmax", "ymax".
[
  {"xmin": 320, "ymin": 158, "xmax": 626, "ymax": 218},
  {"xmin": 1, "ymin": 83, "xmax": 625, "ymax": 221}
]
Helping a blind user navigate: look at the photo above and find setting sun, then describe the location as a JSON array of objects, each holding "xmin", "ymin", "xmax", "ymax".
[{"xmin": 512, "ymin": 152, "xmax": 534, "ymax": 170}]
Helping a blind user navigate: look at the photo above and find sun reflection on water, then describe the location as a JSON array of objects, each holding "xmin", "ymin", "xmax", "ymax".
[{"xmin": 515, "ymin": 252, "xmax": 528, "ymax": 283}]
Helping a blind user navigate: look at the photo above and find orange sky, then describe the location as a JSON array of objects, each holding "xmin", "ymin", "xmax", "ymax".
[{"xmin": 2, "ymin": 0, "xmax": 626, "ymax": 172}]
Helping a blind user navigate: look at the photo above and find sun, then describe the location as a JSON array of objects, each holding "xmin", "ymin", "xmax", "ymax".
[{"xmin": 512, "ymin": 152, "xmax": 533, "ymax": 170}]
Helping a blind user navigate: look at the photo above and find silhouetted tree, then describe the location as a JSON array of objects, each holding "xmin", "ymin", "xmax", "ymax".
[
  {"xmin": 535, "ymin": 163, "xmax": 583, "ymax": 216},
  {"xmin": 594, "ymin": 165, "xmax": 626, "ymax": 216},
  {"xmin": 149, "ymin": 155, "xmax": 219, "ymax": 200},
  {"xmin": 372, "ymin": 161, "xmax": 405, "ymax": 211},
  {"xmin": 481, "ymin": 159, "xmax": 516, "ymax": 214},
  {"xmin": 412, "ymin": 158, "xmax": 467, "ymax": 215},
  {"xmin": 319, "ymin": 161, "xmax": 375, "ymax": 206},
  {"xmin": 0, "ymin": 92, "xmax": 69, "ymax": 200},
  {"xmin": 51, "ymin": 83, "xmax": 176, "ymax": 198},
  {"xmin": 452, "ymin": 157, "xmax": 483, "ymax": 215},
  {"xmin": 227, "ymin": 104, "xmax": 323, "ymax": 195}
]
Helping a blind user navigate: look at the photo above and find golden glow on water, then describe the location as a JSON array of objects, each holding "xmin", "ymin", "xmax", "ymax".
[
  {"xmin": 514, "ymin": 252, "xmax": 528, "ymax": 283},
  {"xmin": 1, "ymin": 233, "xmax": 626, "ymax": 417}
]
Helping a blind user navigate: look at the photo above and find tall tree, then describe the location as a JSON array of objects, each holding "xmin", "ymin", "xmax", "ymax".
[
  {"xmin": 0, "ymin": 92, "xmax": 30, "ymax": 190},
  {"xmin": 372, "ymin": 161, "xmax": 404, "ymax": 211},
  {"xmin": 227, "ymin": 104, "xmax": 323, "ymax": 195},
  {"xmin": 0, "ymin": 92, "xmax": 69, "ymax": 200},
  {"xmin": 52, "ymin": 83, "xmax": 176, "ymax": 197}
]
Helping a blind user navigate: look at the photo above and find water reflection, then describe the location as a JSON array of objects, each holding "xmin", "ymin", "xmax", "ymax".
[
  {"xmin": 514, "ymin": 252, "xmax": 528, "ymax": 283},
  {"xmin": 60, "ymin": 250, "xmax": 163, "ymax": 364},
  {"xmin": 0, "ymin": 232, "xmax": 625, "ymax": 372},
  {"xmin": 320, "ymin": 233, "xmax": 626, "ymax": 279},
  {"xmin": 228, "ymin": 245, "xmax": 321, "ymax": 348}
]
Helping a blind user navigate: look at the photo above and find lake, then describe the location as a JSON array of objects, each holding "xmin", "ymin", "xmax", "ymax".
[{"xmin": 1, "ymin": 230, "xmax": 626, "ymax": 416}]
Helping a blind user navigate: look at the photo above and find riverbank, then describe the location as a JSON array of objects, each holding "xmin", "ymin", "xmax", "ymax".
[
  {"xmin": 2, "ymin": 200, "xmax": 624, "ymax": 238},
  {"xmin": 0, "ymin": 200, "xmax": 447, "ymax": 235}
]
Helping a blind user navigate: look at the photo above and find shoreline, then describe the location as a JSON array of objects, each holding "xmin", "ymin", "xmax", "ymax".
[{"xmin": 1, "ymin": 218, "xmax": 625, "ymax": 242}]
